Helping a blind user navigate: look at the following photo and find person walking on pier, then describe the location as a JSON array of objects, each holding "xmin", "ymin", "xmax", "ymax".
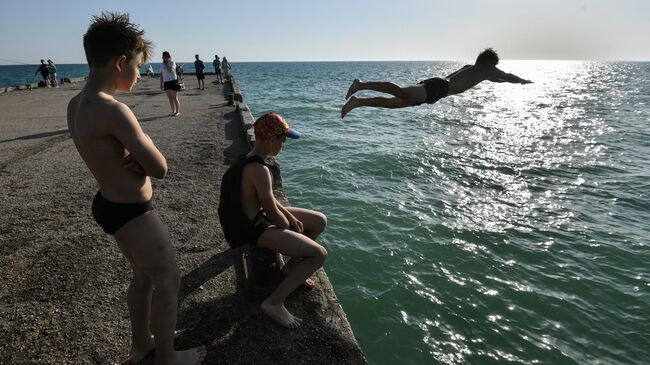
[
  {"xmin": 68, "ymin": 12, "xmax": 206, "ymax": 365},
  {"xmin": 194, "ymin": 54, "xmax": 205, "ymax": 90},
  {"xmin": 221, "ymin": 56, "xmax": 231, "ymax": 80},
  {"xmin": 212, "ymin": 54, "xmax": 223, "ymax": 84},
  {"xmin": 341, "ymin": 48, "xmax": 533, "ymax": 118},
  {"xmin": 160, "ymin": 51, "xmax": 181, "ymax": 116}
]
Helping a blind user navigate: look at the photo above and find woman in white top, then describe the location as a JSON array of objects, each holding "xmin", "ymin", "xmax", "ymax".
[{"xmin": 159, "ymin": 51, "xmax": 181, "ymax": 116}]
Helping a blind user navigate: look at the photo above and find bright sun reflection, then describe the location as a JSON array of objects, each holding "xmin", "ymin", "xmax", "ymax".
[{"xmin": 424, "ymin": 60, "xmax": 611, "ymax": 234}]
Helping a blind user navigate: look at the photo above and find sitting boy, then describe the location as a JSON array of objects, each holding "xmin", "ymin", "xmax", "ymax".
[
  {"xmin": 67, "ymin": 12, "xmax": 205, "ymax": 365},
  {"xmin": 218, "ymin": 112, "xmax": 328, "ymax": 329}
]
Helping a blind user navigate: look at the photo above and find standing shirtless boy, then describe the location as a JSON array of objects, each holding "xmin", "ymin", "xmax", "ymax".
[
  {"xmin": 341, "ymin": 48, "xmax": 533, "ymax": 118},
  {"xmin": 67, "ymin": 12, "xmax": 205, "ymax": 365}
]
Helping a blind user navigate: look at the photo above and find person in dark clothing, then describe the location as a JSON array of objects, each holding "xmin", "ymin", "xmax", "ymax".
[
  {"xmin": 193, "ymin": 54, "xmax": 205, "ymax": 90},
  {"xmin": 34, "ymin": 59, "xmax": 50, "ymax": 87},
  {"xmin": 219, "ymin": 112, "xmax": 327, "ymax": 329}
]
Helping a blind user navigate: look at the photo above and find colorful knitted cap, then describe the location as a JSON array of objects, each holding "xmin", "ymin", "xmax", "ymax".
[{"xmin": 253, "ymin": 112, "xmax": 301, "ymax": 139}]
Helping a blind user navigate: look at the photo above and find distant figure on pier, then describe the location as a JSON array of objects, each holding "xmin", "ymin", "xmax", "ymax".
[
  {"xmin": 221, "ymin": 56, "xmax": 231, "ymax": 80},
  {"xmin": 218, "ymin": 112, "xmax": 328, "ymax": 329},
  {"xmin": 34, "ymin": 59, "xmax": 50, "ymax": 87},
  {"xmin": 68, "ymin": 12, "xmax": 206, "ymax": 365},
  {"xmin": 341, "ymin": 48, "xmax": 533, "ymax": 118},
  {"xmin": 212, "ymin": 54, "xmax": 223, "ymax": 84},
  {"xmin": 160, "ymin": 51, "xmax": 181, "ymax": 116},
  {"xmin": 194, "ymin": 54, "xmax": 205, "ymax": 90},
  {"xmin": 46, "ymin": 59, "xmax": 58, "ymax": 88},
  {"xmin": 146, "ymin": 64, "xmax": 155, "ymax": 77}
]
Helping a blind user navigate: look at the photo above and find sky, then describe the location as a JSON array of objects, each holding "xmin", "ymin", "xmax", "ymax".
[{"xmin": 1, "ymin": 0, "xmax": 649, "ymax": 65}]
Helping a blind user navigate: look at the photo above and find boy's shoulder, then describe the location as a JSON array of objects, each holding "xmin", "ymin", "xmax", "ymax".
[
  {"xmin": 68, "ymin": 91, "xmax": 137, "ymax": 131},
  {"xmin": 242, "ymin": 157, "xmax": 271, "ymax": 182}
]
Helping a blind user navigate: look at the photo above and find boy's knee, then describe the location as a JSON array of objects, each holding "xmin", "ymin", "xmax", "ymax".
[
  {"xmin": 150, "ymin": 263, "xmax": 180, "ymax": 288},
  {"xmin": 315, "ymin": 245, "xmax": 328, "ymax": 263},
  {"xmin": 314, "ymin": 211, "xmax": 327, "ymax": 232}
]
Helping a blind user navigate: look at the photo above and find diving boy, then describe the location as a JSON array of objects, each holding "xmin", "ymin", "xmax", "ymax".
[
  {"xmin": 341, "ymin": 48, "xmax": 533, "ymax": 118},
  {"xmin": 218, "ymin": 112, "xmax": 328, "ymax": 329},
  {"xmin": 67, "ymin": 12, "xmax": 205, "ymax": 365}
]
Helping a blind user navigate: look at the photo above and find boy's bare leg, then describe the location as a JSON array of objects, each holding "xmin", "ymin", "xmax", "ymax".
[
  {"xmin": 342, "ymin": 96, "xmax": 419, "ymax": 118},
  {"xmin": 257, "ymin": 229, "xmax": 328, "ymax": 329},
  {"xmin": 346, "ymin": 79, "xmax": 426, "ymax": 100},
  {"xmin": 116, "ymin": 212, "xmax": 206, "ymax": 365},
  {"xmin": 285, "ymin": 207, "xmax": 326, "ymax": 240},
  {"xmin": 279, "ymin": 207, "xmax": 327, "ymax": 287}
]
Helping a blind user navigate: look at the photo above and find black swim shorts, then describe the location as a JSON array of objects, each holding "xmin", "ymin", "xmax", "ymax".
[
  {"xmin": 196, "ymin": 73, "xmax": 205, "ymax": 80},
  {"xmin": 163, "ymin": 80, "xmax": 181, "ymax": 91},
  {"xmin": 417, "ymin": 77, "xmax": 449, "ymax": 105},
  {"xmin": 92, "ymin": 191, "xmax": 154, "ymax": 235},
  {"xmin": 249, "ymin": 211, "xmax": 272, "ymax": 245}
]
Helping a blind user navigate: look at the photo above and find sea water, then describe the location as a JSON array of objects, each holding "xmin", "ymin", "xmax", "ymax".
[
  {"xmin": 233, "ymin": 61, "xmax": 650, "ymax": 365},
  {"xmin": 2, "ymin": 61, "xmax": 648, "ymax": 364}
]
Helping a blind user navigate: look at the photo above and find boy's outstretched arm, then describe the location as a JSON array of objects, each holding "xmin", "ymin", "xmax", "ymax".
[
  {"xmin": 112, "ymin": 102, "xmax": 168, "ymax": 178},
  {"xmin": 249, "ymin": 165, "xmax": 291, "ymax": 229},
  {"xmin": 489, "ymin": 68, "xmax": 533, "ymax": 84}
]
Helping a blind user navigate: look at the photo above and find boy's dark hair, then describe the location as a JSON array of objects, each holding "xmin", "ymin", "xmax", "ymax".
[
  {"xmin": 475, "ymin": 48, "xmax": 499, "ymax": 65},
  {"xmin": 83, "ymin": 12, "xmax": 152, "ymax": 68}
]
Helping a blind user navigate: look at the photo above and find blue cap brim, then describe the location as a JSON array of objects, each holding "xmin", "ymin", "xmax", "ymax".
[{"xmin": 286, "ymin": 129, "xmax": 301, "ymax": 139}]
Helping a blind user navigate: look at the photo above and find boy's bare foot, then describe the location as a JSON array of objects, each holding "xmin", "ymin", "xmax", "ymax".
[
  {"xmin": 261, "ymin": 299, "xmax": 302, "ymax": 329},
  {"xmin": 123, "ymin": 329, "xmax": 185, "ymax": 364},
  {"xmin": 341, "ymin": 96, "xmax": 359, "ymax": 119},
  {"xmin": 345, "ymin": 79, "xmax": 361, "ymax": 99},
  {"xmin": 172, "ymin": 346, "xmax": 207, "ymax": 365}
]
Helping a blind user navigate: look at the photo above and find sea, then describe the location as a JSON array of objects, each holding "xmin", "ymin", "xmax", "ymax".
[{"xmin": 2, "ymin": 61, "xmax": 649, "ymax": 364}]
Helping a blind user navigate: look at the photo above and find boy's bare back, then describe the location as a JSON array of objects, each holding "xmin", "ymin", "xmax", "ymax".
[
  {"xmin": 447, "ymin": 64, "xmax": 532, "ymax": 95},
  {"xmin": 68, "ymin": 87, "xmax": 165, "ymax": 203}
]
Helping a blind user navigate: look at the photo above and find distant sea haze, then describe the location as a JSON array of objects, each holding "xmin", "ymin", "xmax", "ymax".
[{"xmin": 3, "ymin": 61, "xmax": 649, "ymax": 365}]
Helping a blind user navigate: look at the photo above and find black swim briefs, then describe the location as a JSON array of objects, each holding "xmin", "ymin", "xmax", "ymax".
[
  {"xmin": 417, "ymin": 77, "xmax": 449, "ymax": 105},
  {"xmin": 248, "ymin": 210, "xmax": 272, "ymax": 245},
  {"xmin": 92, "ymin": 191, "xmax": 154, "ymax": 235}
]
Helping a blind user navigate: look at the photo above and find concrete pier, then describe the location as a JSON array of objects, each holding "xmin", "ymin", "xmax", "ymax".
[{"xmin": 0, "ymin": 75, "xmax": 366, "ymax": 364}]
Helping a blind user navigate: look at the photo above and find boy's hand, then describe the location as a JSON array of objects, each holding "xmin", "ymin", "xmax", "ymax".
[
  {"xmin": 123, "ymin": 154, "xmax": 145, "ymax": 175},
  {"xmin": 288, "ymin": 215, "xmax": 304, "ymax": 233}
]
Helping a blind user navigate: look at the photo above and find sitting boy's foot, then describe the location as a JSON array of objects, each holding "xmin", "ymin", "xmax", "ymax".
[
  {"xmin": 341, "ymin": 96, "xmax": 359, "ymax": 119},
  {"xmin": 172, "ymin": 346, "xmax": 207, "ymax": 365},
  {"xmin": 261, "ymin": 300, "xmax": 302, "ymax": 329},
  {"xmin": 123, "ymin": 329, "xmax": 185, "ymax": 364},
  {"xmin": 345, "ymin": 79, "xmax": 361, "ymax": 99}
]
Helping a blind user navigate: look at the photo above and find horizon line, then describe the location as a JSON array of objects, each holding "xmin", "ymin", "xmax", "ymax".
[{"xmin": 2, "ymin": 58, "xmax": 650, "ymax": 66}]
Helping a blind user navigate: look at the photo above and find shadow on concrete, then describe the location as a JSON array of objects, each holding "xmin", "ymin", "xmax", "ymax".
[
  {"xmin": 169, "ymin": 285, "xmax": 366, "ymax": 365},
  {"xmin": 0, "ymin": 129, "xmax": 69, "ymax": 144},
  {"xmin": 140, "ymin": 115, "xmax": 170, "ymax": 123},
  {"xmin": 179, "ymin": 247, "xmax": 246, "ymax": 302}
]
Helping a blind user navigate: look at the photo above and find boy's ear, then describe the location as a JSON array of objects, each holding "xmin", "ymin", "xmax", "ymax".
[{"xmin": 114, "ymin": 55, "xmax": 128, "ymax": 72}]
